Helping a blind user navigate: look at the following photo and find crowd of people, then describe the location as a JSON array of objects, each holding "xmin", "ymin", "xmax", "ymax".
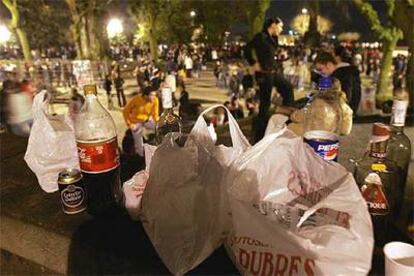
[{"xmin": 0, "ymin": 21, "xmax": 410, "ymax": 147}]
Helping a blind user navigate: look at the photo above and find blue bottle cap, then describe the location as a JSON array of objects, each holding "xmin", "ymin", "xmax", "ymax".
[{"xmin": 318, "ymin": 77, "xmax": 333, "ymax": 89}]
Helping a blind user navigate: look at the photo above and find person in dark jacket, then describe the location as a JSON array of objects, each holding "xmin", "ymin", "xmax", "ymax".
[
  {"xmin": 103, "ymin": 75, "xmax": 114, "ymax": 109},
  {"xmin": 314, "ymin": 51, "xmax": 361, "ymax": 113},
  {"xmin": 244, "ymin": 17, "xmax": 294, "ymax": 142},
  {"xmin": 114, "ymin": 74, "xmax": 126, "ymax": 107}
]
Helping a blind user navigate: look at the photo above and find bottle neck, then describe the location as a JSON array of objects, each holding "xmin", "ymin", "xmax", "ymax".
[{"xmin": 390, "ymin": 125, "xmax": 404, "ymax": 134}]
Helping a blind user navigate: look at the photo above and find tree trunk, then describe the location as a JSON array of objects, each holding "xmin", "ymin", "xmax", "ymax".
[
  {"xmin": 377, "ymin": 37, "xmax": 398, "ymax": 96},
  {"xmin": 148, "ymin": 28, "xmax": 158, "ymax": 62},
  {"xmin": 3, "ymin": 0, "xmax": 32, "ymax": 61},
  {"xmin": 79, "ymin": 17, "xmax": 90, "ymax": 59},
  {"xmin": 15, "ymin": 27, "xmax": 31, "ymax": 61},
  {"xmin": 70, "ymin": 25, "xmax": 82, "ymax": 59}
]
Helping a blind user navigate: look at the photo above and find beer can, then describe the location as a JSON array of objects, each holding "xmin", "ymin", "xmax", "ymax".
[
  {"xmin": 58, "ymin": 169, "xmax": 87, "ymax": 214},
  {"xmin": 304, "ymin": 130, "xmax": 339, "ymax": 162}
]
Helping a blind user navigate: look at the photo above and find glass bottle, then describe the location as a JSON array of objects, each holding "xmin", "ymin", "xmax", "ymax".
[
  {"xmin": 303, "ymin": 77, "xmax": 342, "ymax": 161},
  {"xmin": 354, "ymin": 123, "xmax": 400, "ymax": 249},
  {"xmin": 155, "ymin": 87, "xmax": 182, "ymax": 144},
  {"xmin": 74, "ymin": 84, "xmax": 123, "ymax": 215},
  {"xmin": 387, "ymin": 87, "xmax": 412, "ymax": 227}
]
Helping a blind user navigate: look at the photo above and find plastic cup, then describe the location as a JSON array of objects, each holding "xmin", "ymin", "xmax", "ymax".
[{"xmin": 383, "ymin": 241, "xmax": 414, "ymax": 276}]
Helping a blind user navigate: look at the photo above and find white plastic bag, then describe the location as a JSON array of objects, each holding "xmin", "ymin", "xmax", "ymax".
[
  {"xmin": 226, "ymin": 129, "xmax": 373, "ymax": 275},
  {"xmin": 123, "ymin": 144, "xmax": 156, "ymax": 220},
  {"xmin": 24, "ymin": 90, "xmax": 79, "ymax": 193},
  {"xmin": 141, "ymin": 104, "xmax": 250, "ymax": 275}
]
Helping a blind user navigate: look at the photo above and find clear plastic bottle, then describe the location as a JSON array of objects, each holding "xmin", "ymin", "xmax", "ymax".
[
  {"xmin": 74, "ymin": 84, "xmax": 123, "ymax": 215},
  {"xmin": 155, "ymin": 87, "xmax": 182, "ymax": 144},
  {"xmin": 303, "ymin": 77, "xmax": 342, "ymax": 161}
]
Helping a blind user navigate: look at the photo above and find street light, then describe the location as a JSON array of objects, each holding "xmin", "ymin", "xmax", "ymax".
[
  {"xmin": 0, "ymin": 24, "xmax": 12, "ymax": 44},
  {"xmin": 190, "ymin": 10, "xmax": 196, "ymax": 18},
  {"xmin": 301, "ymin": 8, "xmax": 308, "ymax": 14},
  {"xmin": 107, "ymin": 18, "xmax": 123, "ymax": 38}
]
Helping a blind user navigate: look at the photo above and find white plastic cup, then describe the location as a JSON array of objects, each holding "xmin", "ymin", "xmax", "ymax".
[{"xmin": 384, "ymin": 242, "xmax": 414, "ymax": 276}]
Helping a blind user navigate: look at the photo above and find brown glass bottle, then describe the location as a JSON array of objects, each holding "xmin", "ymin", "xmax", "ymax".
[{"xmin": 354, "ymin": 123, "xmax": 400, "ymax": 249}]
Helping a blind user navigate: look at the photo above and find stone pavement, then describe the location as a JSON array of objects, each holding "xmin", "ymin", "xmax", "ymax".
[{"xmin": 1, "ymin": 68, "xmax": 413, "ymax": 274}]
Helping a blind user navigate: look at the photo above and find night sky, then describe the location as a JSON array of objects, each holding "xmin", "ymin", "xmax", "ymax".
[{"xmin": 267, "ymin": 0, "xmax": 387, "ymax": 41}]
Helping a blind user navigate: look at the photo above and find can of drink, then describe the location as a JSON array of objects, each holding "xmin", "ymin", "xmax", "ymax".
[
  {"xmin": 304, "ymin": 130, "xmax": 339, "ymax": 162},
  {"xmin": 58, "ymin": 169, "xmax": 87, "ymax": 214}
]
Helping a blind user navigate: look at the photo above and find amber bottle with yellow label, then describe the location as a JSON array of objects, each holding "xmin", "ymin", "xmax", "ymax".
[{"xmin": 354, "ymin": 123, "xmax": 400, "ymax": 249}]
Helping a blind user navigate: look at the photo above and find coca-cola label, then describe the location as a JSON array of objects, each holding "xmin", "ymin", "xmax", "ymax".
[
  {"xmin": 77, "ymin": 137, "xmax": 119, "ymax": 173},
  {"xmin": 361, "ymin": 184, "xmax": 389, "ymax": 215}
]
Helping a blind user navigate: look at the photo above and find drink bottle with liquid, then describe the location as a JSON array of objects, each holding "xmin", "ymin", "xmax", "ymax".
[
  {"xmin": 155, "ymin": 87, "xmax": 182, "ymax": 145},
  {"xmin": 354, "ymin": 123, "xmax": 400, "ymax": 250},
  {"xmin": 303, "ymin": 77, "xmax": 342, "ymax": 161},
  {"xmin": 387, "ymin": 86, "xmax": 412, "ymax": 230},
  {"xmin": 74, "ymin": 84, "xmax": 123, "ymax": 215}
]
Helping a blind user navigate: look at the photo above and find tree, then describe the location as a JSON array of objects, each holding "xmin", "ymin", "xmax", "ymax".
[
  {"xmin": 248, "ymin": 0, "xmax": 271, "ymax": 39},
  {"xmin": 353, "ymin": 0, "xmax": 403, "ymax": 99},
  {"xmin": 2, "ymin": 0, "xmax": 31, "ymax": 61},
  {"xmin": 19, "ymin": 1, "xmax": 72, "ymax": 52},
  {"xmin": 128, "ymin": 0, "xmax": 169, "ymax": 61},
  {"xmin": 65, "ymin": 0, "xmax": 110, "ymax": 60},
  {"xmin": 290, "ymin": 14, "xmax": 333, "ymax": 36},
  {"xmin": 303, "ymin": 0, "xmax": 322, "ymax": 48},
  {"xmin": 393, "ymin": 0, "xmax": 414, "ymax": 109}
]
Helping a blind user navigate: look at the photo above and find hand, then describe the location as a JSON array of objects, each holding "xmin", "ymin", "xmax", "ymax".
[{"xmin": 129, "ymin": 123, "xmax": 137, "ymax": 131}]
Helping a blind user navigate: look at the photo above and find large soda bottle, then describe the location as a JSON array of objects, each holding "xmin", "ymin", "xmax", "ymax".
[
  {"xmin": 74, "ymin": 84, "xmax": 123, "ymax": 215},
  {"xmin": 387, "ymin": 86, "xmax": 412, "ymax": 228},
  {"xmin": 155, "ymin": 87, "xmax": 182, "ymax": 144},
  {"xmin": 303, "ymin": 77, "xmax": 342, "ymax": 161},
  {"xmin": 354, "ymin": 123, "xmax": 400, "ymax": 251}
]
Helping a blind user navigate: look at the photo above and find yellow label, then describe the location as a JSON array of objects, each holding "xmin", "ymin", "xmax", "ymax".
[{"xmin": 371, "ymin": 163, "xmax": 387, "ymax": 172}]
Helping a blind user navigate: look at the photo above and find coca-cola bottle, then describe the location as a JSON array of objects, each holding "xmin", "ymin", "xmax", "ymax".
[{"xmin": 74, "ymin": 84, "xmax": 123, "ymax": 215}]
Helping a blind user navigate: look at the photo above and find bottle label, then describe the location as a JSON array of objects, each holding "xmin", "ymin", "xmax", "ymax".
[
  {"xmin": 360, "ymin": 183, "xmax": 389, "ymax": 215},
  {"xmin": 392, "ymin": 100, "xmax": 408, "ymax": 126},
  {"xmin": 304, "ymin": 131, "xmax": 339, "ymax": 162},
  {"xmin": 77, "ymin": 137, "xmax": 119, "ymax": 173},
  {"xmin": 371, "ymin": 163, "xmax": 387, "ymax": 172}
]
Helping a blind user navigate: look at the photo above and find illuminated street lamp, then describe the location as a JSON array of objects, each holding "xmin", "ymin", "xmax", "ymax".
[
  {"xmin": 107, "ymin": 18, "xmax": 123, "ymax": 38},
  {"xmin": 0, "ymin": 24, "xmax": 12, "ymax": 44},
  {"xmin": 301, "ymin": 8, "xmax": 308, "ymax": 14},
  {"xmin": 190, "ymin": 10, "xmax": 196, "ymax": 18}
]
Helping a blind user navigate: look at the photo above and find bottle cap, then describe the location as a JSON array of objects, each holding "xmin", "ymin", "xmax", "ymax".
[
  {"xmin": 83, "ymin": 84, "xmax": 97, "ymax": 95},
  {"xmin": 370, "ymin": 122, "xmax": 390, "ymax": 143},
  {"xmin": 364, "ymin": 172, "xmax": 382, "ymax": 185},
  {"xmin": 372, "ymin": 123, "xmax": 390, "ymax": 136},
  {"xmin": 318, "ymin": 77, "xmax": 333, "ymax": 89}
]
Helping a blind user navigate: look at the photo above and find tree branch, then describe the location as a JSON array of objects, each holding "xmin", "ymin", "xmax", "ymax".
[{"xmin": 352, "ymin": 0, "xmax": 385, "ymax": 37}]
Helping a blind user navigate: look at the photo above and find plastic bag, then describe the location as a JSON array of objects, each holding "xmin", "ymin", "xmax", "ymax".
[
  {"xmin": 225, "ymin": 128, "xmax": 373, "ymax": 275},
  {"xmin": 123, "ymin": 144, "xmax": 156, "ymax": 220},
  {"xmin": 141, "ymin": 104, "xmax": 250, "ymax": 275},
  {"xmin": 24, "ymin": 90, "xmax": 79, "ymax": 193}
]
